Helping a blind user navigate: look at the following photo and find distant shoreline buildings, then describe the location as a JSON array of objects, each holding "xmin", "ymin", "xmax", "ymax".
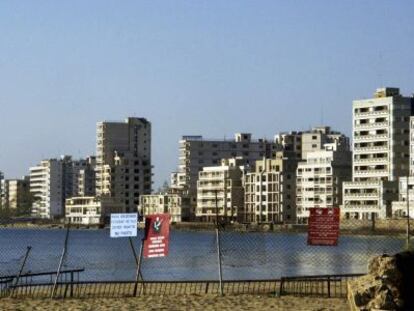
[{"xmin": 1, "ymin": 87, "xmax": 414, "ymax": 224}]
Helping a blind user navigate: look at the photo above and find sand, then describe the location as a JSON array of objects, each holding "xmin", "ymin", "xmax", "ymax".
[{"xmin": 1, "ymin": 294, "xmax": 349, "ymax": 311}]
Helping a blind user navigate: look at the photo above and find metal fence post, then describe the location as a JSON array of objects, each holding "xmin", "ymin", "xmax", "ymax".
[
  {"xmin": 371, "ymin": 212, "xmax": 376, "ymax": 232},
  {"xmin": 70, "ymin": 271, "xmax": 74, "ymax": 298},
  {"xmin": 51, "ymin": 220, "xmax": 70, "ymax": 299},
  {"xmin": 327, "ymin": 276, "xmax": 331, "ymax": 298},
  {"xmin": 133, "ymin": 239, "xmax": 144, "ymax": 297},
  {"xmin": 215, "ymin": 190, "xmax": 223, "ymax": 296},
  {"xmin": 10, "ymin": 246, "xmax": 32, "ymax": 297}
]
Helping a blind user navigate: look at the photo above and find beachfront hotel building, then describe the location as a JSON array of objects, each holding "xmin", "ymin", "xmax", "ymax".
[
  {"xmin": 196, "ymin": 158, "xmax": 247, "ymax": 222},
  {"xmin": 139, "ymin": 193, "xmax": 192, "ymax": 223},
  {"xmin": 342, "ymin": 87, "xmax": 414, "ymax": 219},
  {"xmin": 95, "ymin": 117, "xmax": 152, "ymax": 213},
  {"xmin": 243, "ymin": 152, "xmax": 298, "ymax": 223},
  {"xmin": 65, "ymin": 196, "xmax": 123, "ymax": 225},
  {"xmin": 296, "ymin": 142, "xmax": 351, "ymax": 223},
  {"xmin": 170, "ymin": 133, "xmax": 277, "ymax": 197}
]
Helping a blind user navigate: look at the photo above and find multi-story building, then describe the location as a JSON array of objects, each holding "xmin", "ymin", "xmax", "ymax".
[
  {"xmin": 274, "ymin": 126, "xmax": 350, "ymax": 160},
  {"xmin": 96, "ymin": 118, "xmax": 152, "ymax": 213},
  {"xmin": 65, "ymin": 196, "xmax": 123, "ymax": 225},
  {"xmin": 30, "ymin": 156, "xmax": 95, "ymax": 219},
  {"xmin": 343, "ymin": 87, "xmax": 414, "ymax": 219},
  {"xmin": 391, "ymin": 177, "xmax": 414, "ymax": 218},
  {"xmin": 0, "ymin": 177, "xmax": 32, "ymax": 215},
  {"xmin": 391, "ymin": 116, "xmax": 414, "ymax": 218},
  {"xmin": 296, "ymin": 142, "xmax": 351, "ymax": 223},
  {"xmin": 171, "ymin": 133, "xmax": 277, "ymax": 196},
  {"xmin": 196, "ymin": 158, "xmax": 247, "ymax": 222},
  {"xmin": 243, "ymin": 152, "xmax": 298, "ymax": 223},
  {"xmin": 71, "ymin": 156, "xmax": 96, "ymax": 197},
  {"xmin": 139, "ymin": 193, "xmax": 192, "ymax": 223},
  {"xmin": 30, "ymin": 158, "xmax": 65, "ymax": 218}
]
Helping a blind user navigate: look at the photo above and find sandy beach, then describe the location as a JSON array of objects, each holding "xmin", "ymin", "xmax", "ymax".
[{"xmin": 1, "ymin": 294, "xmax": 349, "ymax": 311}]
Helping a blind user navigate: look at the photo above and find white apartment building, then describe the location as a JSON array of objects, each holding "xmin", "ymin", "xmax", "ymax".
[
  {"xmin": 65, "ymin": 196, "xmax": 123, "ymax": 225},
  {"xmin": 244, "ymin": 152, "xmax": 298, "ymax": 224},
  {"xmin": 296, "ymin": 142, "xmax": 351, "ymax": 223},
  {"xmin": 196, "ymin": 158, "xmax": 247, "ymax": 222},
  {"xmin": 139, "ymin": 193, "xmax": 192, "ymax": 223},
  {"xmin": 343, "ymin": 87, "xmax": 414, "ymax": 219},
  {"xmin": 96, "ymin": 118, "xmax": 152, "ymax": 213},
  {"xmin": 30, "ymin": 156, "xmax": 95, "ymax": 219},
  {"xmin": 30, "ymin": 159, "xmax": 65, "ymax": 219},
  {"xmin": 171, "ymin": 133, "xmax": 277, "ymax": 196}
]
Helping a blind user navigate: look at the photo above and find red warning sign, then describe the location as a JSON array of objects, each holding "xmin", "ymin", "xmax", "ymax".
[
  {"xmin": 143, "ymin": 214, "xmax": 170, "ymax": 258},
  {"xmin": 308, "ymin": 208, "xmax": 340, "ymax": 246}
]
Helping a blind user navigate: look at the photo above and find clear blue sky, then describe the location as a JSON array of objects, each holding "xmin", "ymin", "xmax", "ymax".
[{"xmin": 0, "ymin": 1, "xmax": 413, "ymax": 188}]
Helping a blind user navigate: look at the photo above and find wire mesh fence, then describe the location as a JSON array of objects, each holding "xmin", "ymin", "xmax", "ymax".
[{"xmin": 0, "ymin": 215, "xmax": 412, "ymax": 298}]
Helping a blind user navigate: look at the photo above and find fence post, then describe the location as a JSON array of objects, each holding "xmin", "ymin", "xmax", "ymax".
[
  {"xmin": 10, "ymin": 246, "xmax": 32, "ymax": 297},
  {"xmin": 51, "ymin": 220, "xmax": 70, "ymax": 299},
  {"xmin": 70, "ymin": 271, "xmax": 74, "ymax": 298},
  {"xmin": 133, "ymin": 239, "xmax": 144, "ymax": 297},
  {"xmin": 215, "ymin": 190, "xmax": 223, "ymax": 296},
  {"xmin": 371, "ymin": 212, "xmax": 376, "ymax": 232},
  {"xmin": 327, "ymin": 276, "xmax": 331, "ymax": 298},
  {"xmin": 278, "ymin": 278, "xmax": 284, "ymax": 297}
]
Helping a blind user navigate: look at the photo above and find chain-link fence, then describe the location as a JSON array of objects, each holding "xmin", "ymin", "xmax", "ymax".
[{"xmin": 0, "ymin": 215, "xmax": 412, "ymax": 298}]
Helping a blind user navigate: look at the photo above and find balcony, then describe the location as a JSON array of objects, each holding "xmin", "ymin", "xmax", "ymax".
[
  {"xmin": 354, "ymin": 134, "xmax": 388, "ymax": 141},
  {"xmin": 354, "ymin": 145, "xmax": 388, "ymax": 152},
  {"xmin": 353, "ymin": 157, "xmax": 388, "ymax": 164},
  {"xmin": 354, "ymin": 122, "xmax": 388, "ymax": 129},
  {"xmin": 354, "ymin": 110, "xmax": 389, "ymax": 118}
]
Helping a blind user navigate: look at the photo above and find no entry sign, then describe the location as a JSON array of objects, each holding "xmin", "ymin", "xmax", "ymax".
[
  {"xmin": 308, "ymin": 208, "xmax": 340, "ymax": 246},
  {"xmin": 143, "ymin": 214, "xmax": 170, "ymax": 258}
]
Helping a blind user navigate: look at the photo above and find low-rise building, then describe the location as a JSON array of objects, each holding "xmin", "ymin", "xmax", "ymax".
[
  {"xmin": 139, "ymin": 193, "xmax": 192, "ymax": 222},
  {"xmin": 65, "ymin": 196, "xmax": 123, "ymax": 225}
]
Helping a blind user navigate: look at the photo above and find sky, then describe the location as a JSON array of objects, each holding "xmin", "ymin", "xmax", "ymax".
[{"xmin": 0, "ymin": 1, "xmax": 413, "ymax": 188}]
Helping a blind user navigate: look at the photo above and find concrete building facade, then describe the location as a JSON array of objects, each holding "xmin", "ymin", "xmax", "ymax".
[
  {"xmin": 343, "ymin": 88, "xmax": 414, "ymax": 219},
  {"xmin": 274, "ymin": 126, "xmax": 350, "ymax": 160},
  {"xmin": 96, "ymin": 118, "xmax": 152, "ymax": 213},
  {"xmin": 171, "ymin": 133, "xmax": 276, "ymax": 196},
  {"xmin": 30, "ymin": 159, "xmax": 65, "ymax": 219},
  {"xmin": 0, "ymin": 177, "xmax": 31, "ymax": 215},
  {"xmin": 296, "ymin": 142, "xmax": 352, "ymax": 223},
  {"xmin": 65, "ymin": 196, "xmax": 123, "ymax": 225},
  {"xmin": 243, "ymin": 152, "xmax": 298, "ymax": 223},
  {"xmin": 139, "ymin": 193, "xmax": 192, "ymax": 223},
  {"xmin": 196, "ymin": 158, "xmax": 247, "ymax": 222}
]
